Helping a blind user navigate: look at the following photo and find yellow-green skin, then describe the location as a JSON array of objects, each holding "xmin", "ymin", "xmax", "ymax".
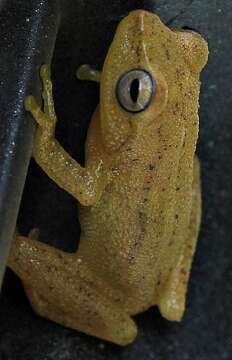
[{"xmin": 8, "ymin": 10, "xmax": 208, "ymax": 345}]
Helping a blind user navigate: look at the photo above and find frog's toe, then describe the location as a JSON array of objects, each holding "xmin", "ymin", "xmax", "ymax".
[
  {"xmin": 24, "ymin": 95, "xmax": 37, "ymax": 111},
  {"xmin": 28, "ymin": 228, "xmax": 40, "ymax": 241},
  {"xmin": 111, "ymin": 317, "xmax": 138, "ymax": 346},
  {"xmin": 40, "ymin": 64, "xmax": 51, "ymax": 80},
  {"xmin": 76, "ymin": 64, "xmax": 101, "ymax": 82},
  {"xmin": 159, "ymin": 293, "xmax": 185, "ymax": 322},
  {"xmin": 24, "ymin": 95, "xmax": 49, "ymax": 128}
]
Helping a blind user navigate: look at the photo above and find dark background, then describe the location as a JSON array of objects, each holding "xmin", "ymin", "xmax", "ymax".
[{"xmin": 0, "ymin": 0, "xmax": 232, "ymax": 359}]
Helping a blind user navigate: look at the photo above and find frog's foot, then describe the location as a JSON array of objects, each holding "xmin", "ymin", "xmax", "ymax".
[
  {"xmin": 158, "ymin": 157, "xmax": 201, "ymax": 321},
  {"xmin": 25, "ymin": 64, "xmax": 57, "ymax": 136},
  {"xmin": 8, "ymin": 235, "xmax": 137, "ymax": 346},
  {"xmin": 76, "ymin": 64, "xmax": 101, "ymax": 82},
  {"xmin": 158, "ymin": 256, "xmax": 187, "ymax": 321}
]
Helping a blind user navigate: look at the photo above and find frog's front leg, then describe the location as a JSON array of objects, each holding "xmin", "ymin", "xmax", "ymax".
[
  {"xmin": 25, "ymin": 64, "xmax": 105, "ymax": 206},
  {"xmin": 8, "ymin": 235, "xmax": 137, "ymax": 345},
  {"xmin": 158, "ymin": 157, "xmax": 201, "ymax": 321}
]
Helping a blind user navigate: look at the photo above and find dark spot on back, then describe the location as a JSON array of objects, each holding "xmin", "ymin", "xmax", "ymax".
[
  {"xmin": 181, "ymin": 268, "xmax": 187, "ymax": 275},
  {"xmin": 149, "ymin": 164, "xmax": 155, "ymax": 170}
]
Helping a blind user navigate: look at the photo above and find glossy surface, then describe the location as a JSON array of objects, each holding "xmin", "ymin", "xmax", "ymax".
[
  {"xmin": 0, "ymin": 0, "xmax": 60, "ymax": 288},
  {"xmin": 116, "ymin": 69, "xmax": 155, "ymax": 113},
  {"xmin": 8, "ymin": 10, "xmax": 208, "ymax": 345}
]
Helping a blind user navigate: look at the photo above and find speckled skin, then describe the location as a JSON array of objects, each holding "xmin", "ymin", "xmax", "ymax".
[{"xmin": 8, "ymin": 10, "xmax": 208, "ymax": 346}]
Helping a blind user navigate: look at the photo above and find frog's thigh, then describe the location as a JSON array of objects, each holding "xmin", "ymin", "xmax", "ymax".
[
  {"xmin": 8, "ymin": 236, "xmax": 137, "ymax": 346},
  {"xmin": 158, "ymin": 157, "xmax": 201, "ymax": 321}
]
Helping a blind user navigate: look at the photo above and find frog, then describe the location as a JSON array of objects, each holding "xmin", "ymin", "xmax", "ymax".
[{"xmin": 8, "ymin": 10, "xmax": 208, "ymax": 345}]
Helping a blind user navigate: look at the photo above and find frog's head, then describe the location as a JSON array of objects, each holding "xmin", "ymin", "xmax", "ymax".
[{"xmin": 100, "ymin": 10, "xmax": 208, "ymax": 152}]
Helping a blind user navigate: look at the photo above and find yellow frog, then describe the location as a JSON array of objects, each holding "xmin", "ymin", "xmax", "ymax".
[{"xmin": 8, "ymin": 10, "xmax": 208, "ymax": 345}]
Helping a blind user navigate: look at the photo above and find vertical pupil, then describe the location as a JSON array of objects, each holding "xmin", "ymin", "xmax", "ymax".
[{"xmin": 130, "ymin": 78, "xmax": 140, "ymax": 103}]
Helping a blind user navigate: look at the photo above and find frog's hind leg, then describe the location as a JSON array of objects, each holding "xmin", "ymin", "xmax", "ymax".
[
  {"xmin": 158, "ymin": 157, "xmax": 201, "ymax": 321},
  {"xmin": 8, "ymin": 235, "xmax": 137, "ymax": 345}
]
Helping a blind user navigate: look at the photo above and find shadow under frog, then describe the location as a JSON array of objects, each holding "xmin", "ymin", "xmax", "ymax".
[{"xmin": 8, "ymin": 10, "xmax": 208, "ymax": 345}]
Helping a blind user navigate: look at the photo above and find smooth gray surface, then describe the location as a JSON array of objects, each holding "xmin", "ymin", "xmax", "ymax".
[
  {"xmin": 0, "ymin": 0, "xmax": 60, "ymax": 287},
  {"xmin": 0, "ymin": 0, "xmax": 232, "ymax": 359}
]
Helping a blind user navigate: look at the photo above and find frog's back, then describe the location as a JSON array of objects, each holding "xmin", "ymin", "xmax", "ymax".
[
  {"xmin": 78, "ymin": 9, "xmax": 208, "ymax": 312},
  {"xmin": 78, "ymin": 125, "xmax": 193, "ymax": 313}
]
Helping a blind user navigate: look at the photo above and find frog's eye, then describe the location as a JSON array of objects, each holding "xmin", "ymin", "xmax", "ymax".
[{"xmin": 116, "ymin": 69, "xmax": 155, "ymax": 113}]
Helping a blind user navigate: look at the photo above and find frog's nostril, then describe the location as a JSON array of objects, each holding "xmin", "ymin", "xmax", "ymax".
[{"xmin": 130, "ymin": 78, "xmax": 140, "ymax": 103}]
